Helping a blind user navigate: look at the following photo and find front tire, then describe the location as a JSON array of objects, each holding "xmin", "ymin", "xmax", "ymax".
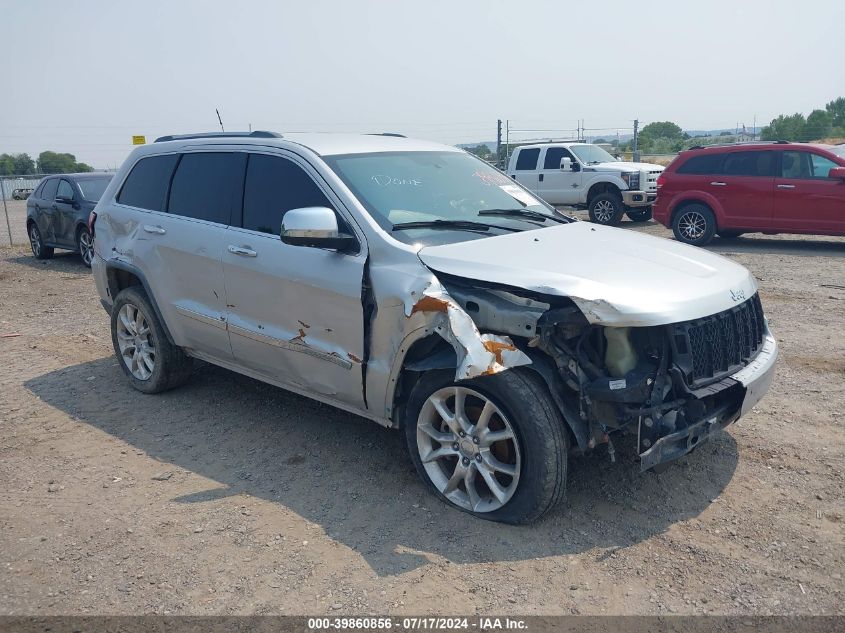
[
  {"xmin": 626, "ymin": 207, "xmax": 653, "ymax": 222},
  {"xmin": 404, "ymin": 369, "xmax": 568, "ymax": 524},
  {"xmin": 672, "ymin": 203, "xmax": 716, "ymax": 246},
  {"xmin": 77, "ymin": 226, "xmax": 94, "ymax": 268},
  {"xmin": 28, "ymin": 223, "xmax": 54, "ymax": 260},
  {"xmin": 588, "ymin": 192, "xmax": 625, "ymax": 225},
  {"xmin": 110, "ymin": 287, "xmax": 193, "ymax": 394}
]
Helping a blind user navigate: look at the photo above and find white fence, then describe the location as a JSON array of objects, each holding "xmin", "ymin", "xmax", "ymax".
[{"xmin": 0, "ymin": 175, "xmax": 43, "ymax": 201}]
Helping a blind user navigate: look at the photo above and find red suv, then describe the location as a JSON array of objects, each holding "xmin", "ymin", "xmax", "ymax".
[{"xmin": 653, "ymin": 142, "xmax": 845, "ymax": 246}]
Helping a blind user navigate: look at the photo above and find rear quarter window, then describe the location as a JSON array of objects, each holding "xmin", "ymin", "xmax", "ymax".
[
  {"xmin": 676, "ymin": 153, "xmax": 724, "ymax": 175},
  {"xmin": 117, "ymin": 154, "xmax": 179, "ymax": 211}
]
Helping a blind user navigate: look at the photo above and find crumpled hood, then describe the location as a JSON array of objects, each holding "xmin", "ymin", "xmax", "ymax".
[
  {"xmin": 417, "ymin": 222, "xmax": 758, "ymax": 327},
  {"xmin": 588, "ymin": 161, "xmax": 664, "ymax": 172}
]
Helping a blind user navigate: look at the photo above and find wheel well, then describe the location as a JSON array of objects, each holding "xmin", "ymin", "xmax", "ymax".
[
  {"xmin": 670, "ymin": 199, "xmax": 713, "ymax": 226},
  {"xmin": 106, "ymin": 267, "xmax": 143, "ymax": 300},
  {"xmin": 390, "ymin": 334, "xmax": 455, "ymax": 428},
  {"xmin": 586, "ymin": 182, "xmax": 620, "ymax": 204}
]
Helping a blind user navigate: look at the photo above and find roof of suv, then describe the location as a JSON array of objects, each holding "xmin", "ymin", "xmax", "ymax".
[
  {"xmin": 683, "ymin": 141, "xmax": 836, "ymax": 154},
  {"xmin": 148, "ymin": 131, "xmax": 460, "ymax": 157}
]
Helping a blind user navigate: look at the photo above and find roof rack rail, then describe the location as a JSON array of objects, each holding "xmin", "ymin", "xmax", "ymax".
[
  {"xmin": 367, "ymin": 132, "xmax": 406, "ymax": 138},
  {"xmin": 686, "ymin": 140, "xmax": 789, "ymax": 151},
  {"xmin": 154, "ymin": 131, "xmax": 282, "ymax": 143}
]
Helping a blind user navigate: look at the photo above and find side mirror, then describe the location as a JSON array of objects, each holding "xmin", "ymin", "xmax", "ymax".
[
  {"xmin": 281, "ymin": 206, "xmax": 358, "ymax": 253},
  {"xmin": 560, "ymin": 157, "xmax": 572, "ymax": 171},
  {"xmin": 829, "ymin": 167, "xmax": 845, "ymax": 180}
]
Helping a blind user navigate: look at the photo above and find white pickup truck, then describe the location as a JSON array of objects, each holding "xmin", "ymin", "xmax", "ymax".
[{"xmin": 506, "ymin": 142, "xmax": 664, "ymax": 225}]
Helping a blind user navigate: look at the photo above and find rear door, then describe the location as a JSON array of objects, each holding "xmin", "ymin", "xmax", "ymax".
[
  {"xmin": 709, "ymin": 150, "xmax": 774, "ymax": 229},
  {"xmin": 539, "ymin": 146, "xmax": 581, "ymax": 205},
  {"xmin": 115, "ymin": 151, "xmax": 241, "ymax": 363},
  {"xmin": 222, "ymin": 151, "xmax": 367, "ymax": 409},
  {"xmin": 38, "ymin": 178, "xmax": 59, "ymax": 242},
  {"xmin": 772, "ymin": 150, "xmax": 845, "ymax": 234},
  {"xmin": 509, "ymin": 147, "xmax": 541, "ymax": 194}
]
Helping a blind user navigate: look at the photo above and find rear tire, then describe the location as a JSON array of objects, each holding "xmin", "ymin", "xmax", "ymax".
[
  {"xmin": 110, "ymin": 287, "xmax": 193, "ymax": 394},
  {"xmin": 672, "ymin": 203, "xmax": 716, "ymax": 246},
  {"xmin": 626, "ymin": 207, "xmax": 653, "ymax": 222},
  {"xmin": 588, "ymin": 192, "xmax": 625, "ymax": 226},
  {"xmin": 404, "ymin": 368, "xmax": 568, "ymax": 524},
  {"xmin": 28, "ymin": 223, "xmax": 54, "ymax": 260},
  {"xmin": 77, "ymin": 226, "xmax": 94, "ymax": 268}
]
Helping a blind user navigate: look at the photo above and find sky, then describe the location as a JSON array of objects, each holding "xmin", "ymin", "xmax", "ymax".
[{"xmin": 2, "ymin": 0, "xmax": 844, "ymax": 169}]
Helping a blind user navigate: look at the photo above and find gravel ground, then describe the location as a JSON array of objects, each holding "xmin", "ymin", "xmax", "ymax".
[{"xmin": 1, "ymin": 199, "xmax": 843, "ymax": 616}]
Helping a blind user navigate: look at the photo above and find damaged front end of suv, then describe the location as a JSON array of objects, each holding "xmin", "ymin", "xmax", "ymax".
[{"xmin": 406, "ymin": 223, "xmax": 778, "ymax": 476}]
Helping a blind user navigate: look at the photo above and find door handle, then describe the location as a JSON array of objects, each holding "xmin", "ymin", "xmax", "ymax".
[
  {"xmin": 228, "ymin": 245, "xmax": 257, "ymax": 257},
  {"xmin": 777, "ymin": 184, "xmax": 796, "ymax": 189},
  {"xmin": 539, "ymin": 174, "xmax": 544, "ymax": 182},
  {"xmin": 143, "ymin": 225, "xmax": 166, "ymax": 235},
  {"xmin": 710, "ymin": 181, "xmax": 727, "ymax": 186}
]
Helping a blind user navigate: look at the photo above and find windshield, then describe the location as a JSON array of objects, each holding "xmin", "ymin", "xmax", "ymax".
[
  {"xmin": 829, "ymin": 145, "xmax": 845, "ymax": 159},
  {"xmin": 76, "ymin": 176, "xmax": 112, "ymax": 202},
  {"xmin": 324, "ymin": 151, "xmax": 567, "ymax": 245},
  {"xmin": 570, "ymin": 145, "xmax": 617, "ymax": 165}
]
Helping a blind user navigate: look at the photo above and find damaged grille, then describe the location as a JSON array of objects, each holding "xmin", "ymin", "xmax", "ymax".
[{"xmin": 672, "ymin": 294, "xmax": 766, "ymax": 386}]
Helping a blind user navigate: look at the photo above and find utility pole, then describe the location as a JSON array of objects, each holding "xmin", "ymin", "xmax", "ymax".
[
  {"xmin": 496, "ymin": 119, "xmax": 502, "ymax": 169},
  {"xmin": 632, "ymin": 119, "xmax": 639, "ymax": 162},
  {"xmin": 505, "ymin": 120, "xmax": 510, "ymax": 166}
]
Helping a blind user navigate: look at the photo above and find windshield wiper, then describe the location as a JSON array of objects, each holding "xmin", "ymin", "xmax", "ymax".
[
  {"xmin": 478, "ymin": 208, "xmax": 568, "ymax": 224},
  {"xmin": 391, "ymin": 219, "xmax": 520, "ymax": 233}
]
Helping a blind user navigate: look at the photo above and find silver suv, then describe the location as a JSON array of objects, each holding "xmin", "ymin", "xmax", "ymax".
[{"xmin": 91, "ymin": 131, "xmax": 777, "ymax": 524}]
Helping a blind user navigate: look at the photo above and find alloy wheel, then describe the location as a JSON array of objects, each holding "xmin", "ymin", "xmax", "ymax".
[
  {"xmin": 79, "ymin": 230, "xmax": 94, "ymax": 266},
  {"xmin": 678, "ymin": 211, "xmax": 707, "ymax": 240},
  {"xmin": 416, "ymin": 386, "xmax": 521, "ymax": 513},
  {"xmin": 29, "ymin": 226, "xmax": 41, "ymax": 257},
  {"xmin": 593, "ymin": 199, "xmax": 616, "ymax": 223},
  {"xmin": 116, "ymin": 303, "xmax": 155, "ymax": 380}
]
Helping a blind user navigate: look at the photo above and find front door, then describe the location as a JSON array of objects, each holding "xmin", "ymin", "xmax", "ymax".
[
  {"xmin": 222, "ymin": 152, "xmax": 367, "ymax": 409},
  {"xmin": 53, "ymin": 178, "xmax": 77, "ymax": 246},
  {"xmin": 539, "ymin": 146, "xmax": 581, "ymax": 205},
  {"xmin": 772, "ymin": 150, "xmax": 845, "ymax": 234}
]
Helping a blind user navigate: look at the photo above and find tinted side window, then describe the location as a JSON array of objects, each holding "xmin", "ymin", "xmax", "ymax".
[
  {"xmin": 34, "ymin": 181, "xmax": 47, "ymax": 198},
  {"xmin": 41, "ymin": 178, "xmax": 58, "ymax": 201},
  {"xmin": 118, "ymin": 154, "xmax": 179, "ymax": 211},
  {"xmin": 242, "ymin": 154, "xmax": 333, "ymax": 235},
  {"xmin": 167, "ymin": 153, "xmax": 244, "ymax": 224},
  {"xmin": 676, "ymin": 153, "xmax": 724, "ymax": 175},
  {"xmin": 515, "ymin": 148, "xmax": 540, "ymax": 171},
  {"xmin": 57, "ymin": 179, "xmax": 74, "ymax": 200},
  {"xmin": 721, "ymin": 151, "xmax": 774, "ymax": 177},
  {"xmin": 543, "ymin": 147, "xmax": 573, "ymax": 170}
]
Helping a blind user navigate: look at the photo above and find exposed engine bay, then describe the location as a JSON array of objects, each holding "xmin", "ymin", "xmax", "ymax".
[{"xmin": 437, "ymin": 276, "xmax": 768, "ymax": 471}]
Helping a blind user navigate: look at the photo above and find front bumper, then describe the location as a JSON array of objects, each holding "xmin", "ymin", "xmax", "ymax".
[
  {"xmin": 639, "ymin": 331, "xmax": 778, "ymax": 471},
  {"xmin": 621, "ymin": 190, "xmax": 657, "ymax": 207}
]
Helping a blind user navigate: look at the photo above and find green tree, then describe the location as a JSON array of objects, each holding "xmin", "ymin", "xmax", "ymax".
[
  {"xmin": 638, "ymin": 121, "xmax": 684, "ymax": 152},
  {"xmin": 465, "ymin": 144, "xmax": 493, "ymax": 160},
  {"xmin": 0, "ymin": 153, "xmax": 36, "ymax": 175},
  {"xmin": 761, "ymin": 113, "xmax": 806, "ymax": 141},
  {"xmin": 825, "ymin": 97, "xmax": 845, "ymax": 128},
  {"xmin": 805, "ymin": 109, "xmax": 833, "ymax": 140},
  {"xmin": 37, "ymin": 151, "xmax": 92, "ymax": 173}
]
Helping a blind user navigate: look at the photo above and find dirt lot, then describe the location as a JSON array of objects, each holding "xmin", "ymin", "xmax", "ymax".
[{"xmin": 1, "ymin": 197, "xmax": 843, "ymax": 616}]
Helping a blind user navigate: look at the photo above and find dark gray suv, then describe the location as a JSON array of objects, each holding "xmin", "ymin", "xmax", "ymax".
[{"xmin": 26, "ymin": 173, "xmax": 113, "ymax": 267}]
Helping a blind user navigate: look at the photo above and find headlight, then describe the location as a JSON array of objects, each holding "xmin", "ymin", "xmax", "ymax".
[{"xmin": 621, "ymin": 172, "xmax": 640, "ymax": 190}]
